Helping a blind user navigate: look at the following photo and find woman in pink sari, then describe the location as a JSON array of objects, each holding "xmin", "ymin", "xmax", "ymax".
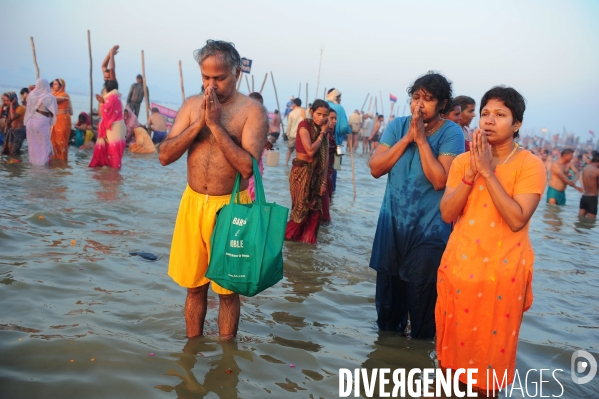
[
  {"xmin": 89, "ymin": 80, "xmax": 126, "ymax": 169},
  {"xmin": 123, "ymin": 106, "xmax": 140, "ymax": 145}
]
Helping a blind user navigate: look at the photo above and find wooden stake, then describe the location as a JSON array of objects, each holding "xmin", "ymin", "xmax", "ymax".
[
  {"xmin": 251, "ymin": 75, "xmax": 255, "ymax": 92},
  {"xmin": 87, "ymin": 31, "xmax": 93, "ymax": 125},
  {"xmin": 379, "ymin": 91, "xmax": 384, "ymax": 119},
  {"xmin": 270, "ymin": 71, "xmax": 285, "ymax": 135},
  {"xmin": 298, "ymin": 83, "xmax": 301, "ymax": 99},
  {"xmin": 245, "ymin": 74, "xmax": 251, "ymax": 94},
  {"xmin": 259, "ymin": 73, "xmax": 267, "ymax": 93},
  {"xmin": 360, "ymin": 93, "xmax": 370, "ymax": 112},
  {"xmin": 349, "ymin": 130, "xmax": 357, "ymax": 200},
  {"xmin": 314, "ymin": 48, "xmax": 323, "ymax": 100},
  {"xmin": 178, "ymin": 60, "xmax": 185, "ymax": 104},
  {"xmin": 236, "ymin": 72, "xmax": 243, "ymax": 90},
  {"xmin": 30, "ymin": 37, "xmax": 40, "ymax": 79},
  {"xmin": 366, "ymin": 97, "xmax": 373, "ymax": 115},
  {"xmin": 323, "ymin": 88, "xmax": 326, "ymax": 100},
  {"xmin": 389, "ymin": 102, "xmax": 395, "ymax": 119},
  {"xmin": 141, "ymin": 50, "xmax": 150, "ymax": 125},
  {"xmin": 305, "ymin": 83, "xmax": 308, "ymax": 110},
  {"xmin": 373, "ymin": 97, "xmax": 378, "ymax": 115}
]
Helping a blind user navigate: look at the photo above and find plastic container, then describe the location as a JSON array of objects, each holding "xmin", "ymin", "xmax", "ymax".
[
  {"xmin": 334, "ymin": 154, "xmax": 342, "ymax": 170},
  {"xmin": 265, "ymin": 149, "xmax": 280, "ymax": 167}
]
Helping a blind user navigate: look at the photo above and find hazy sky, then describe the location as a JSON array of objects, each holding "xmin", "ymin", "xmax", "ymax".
[{"xmin": 1, "ymin": 0, "xmax": 597, "ymax": 139}]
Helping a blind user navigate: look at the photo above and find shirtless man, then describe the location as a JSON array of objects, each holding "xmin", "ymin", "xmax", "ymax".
[
  {"xmin": 579, "ymin": 152, "xmax": 599, "ymax": 218},
  {"xmin": 102, "ymin": 45, "xmax": 119, "ymax": 82},
  {"xmin": 547, "ymin": 148, "xmax": 583, "ymax": 205},
  {"xmin": 159, "ymin": 40, "xmax": 268, "ymax": 339}
]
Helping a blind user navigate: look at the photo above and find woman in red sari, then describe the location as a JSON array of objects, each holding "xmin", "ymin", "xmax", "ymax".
[
  {"xmin": 89, "ymin": 80, "xmax": 126, "ymax": 169},
  {"xmin": 285, "ymin": 100, "xmax": 330, "ymax": 244},
  {"xmin": 50, "ymin": 79, "xmax": 72, "ymax": 161}
]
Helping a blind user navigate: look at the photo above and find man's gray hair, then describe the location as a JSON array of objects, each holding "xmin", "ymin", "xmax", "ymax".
[{"xmin": 193, "ymin": 40, "xmax": 241, "ymax": 72}]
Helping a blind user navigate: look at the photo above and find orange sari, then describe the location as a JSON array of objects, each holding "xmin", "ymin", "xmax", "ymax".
[
  {"xmin": 50, "ymin": 79, "xmax": 72, "ymax": 161},
  {"xmin": 435, "ymin": 150, "xmax": 546, "ymax": 392}
]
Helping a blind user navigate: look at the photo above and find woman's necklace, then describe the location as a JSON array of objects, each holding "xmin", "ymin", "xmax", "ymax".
[
  {"xmin": 424, "ymin": 117, "xmax": 443, "ymax": 136},
  {"xmin": 501, "ymin": 142, "xmax": 519, "ymax": 165}
]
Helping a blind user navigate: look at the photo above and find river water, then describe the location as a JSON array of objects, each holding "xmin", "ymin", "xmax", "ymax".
[{"xmin": 1, "ymin": 113, "xmax": 598, "ymax": 397}]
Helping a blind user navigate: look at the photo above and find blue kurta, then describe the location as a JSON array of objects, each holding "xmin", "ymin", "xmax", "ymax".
[
  {"xmin": 326, "ymin": 101, "xmax": 350, "ymax": 145},
  {"xmin": 369, "ymin": 117, "xmax": 464, "ymax": 283}
]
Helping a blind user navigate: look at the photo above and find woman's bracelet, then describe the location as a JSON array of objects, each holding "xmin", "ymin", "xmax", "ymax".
[{"xmin": 462, "ymin": 177, "xmax": 474, "ymax": 186}]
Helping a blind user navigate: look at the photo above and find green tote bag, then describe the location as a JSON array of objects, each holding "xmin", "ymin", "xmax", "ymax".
[{"xmin": 205, "ymin": 158, "xmax": 289, "ymax": 297}]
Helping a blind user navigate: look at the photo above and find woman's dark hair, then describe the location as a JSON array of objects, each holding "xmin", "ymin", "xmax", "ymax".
[
  {"xmin": 78, "ymin": 114, "xmax": 86, "ymax": 123},
  {"xmin": 54, "ymin": 79, "xmax": 62, "ymax": 88},
  {"xmin": 454, "ymin": 95, "xmax": 475, "ymax": 111},
  {"xmin": 20, "ymin": 87, "xmax": 29, "ymax": 95},
  {"xmin": 194, "ymin": 40, "xmax": 241, "ymax": 72},
  {"xmin": 310, "ymin": 99, "xmax": 330, "ymax": 113},
  {"xmin": 104, "ymin": 80, "xmax": 118, "ymax": 92},
  {"xmin": 480, "ymin": 86, "xmax": 525, "ymax": 139},
  {"xmin": 407, "ymin": 71, "xmax": 453, "ymax": 114},
  {"xmin": 328, "ymin": 108, "xmax": 337, "ymax": 115}
]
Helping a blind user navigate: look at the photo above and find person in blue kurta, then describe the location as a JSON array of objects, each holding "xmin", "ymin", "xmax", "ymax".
[
  {"xmin": 326, "ymin": 88, "xmax": 350, "ymax": 192},
  {"xmin": 369, "ymin": 72, "xmax": 464, "ymax": 339}
]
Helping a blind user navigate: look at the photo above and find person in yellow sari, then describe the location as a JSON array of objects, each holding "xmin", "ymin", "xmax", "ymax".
[
  {"xmin": 129, "ymin": 126, "xmax": 156, "ymax": 154},
  {"xmin": 50, "ymin": 79, "xmax": 72, "ymax": 161}
]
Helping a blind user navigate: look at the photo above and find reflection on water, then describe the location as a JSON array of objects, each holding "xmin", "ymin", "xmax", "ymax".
[
  {"xmin": 158, "ymin": 338, "xmax": 250, "ymax": 398},
  {"xmin": 0, "ymin": 146, "xmax": 597, "ymax": 398}
]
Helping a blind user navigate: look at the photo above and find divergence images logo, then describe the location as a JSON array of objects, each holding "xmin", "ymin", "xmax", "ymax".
[{"xmin": 571, "ymin": 350, "xmax": 597, "ymax": 385}]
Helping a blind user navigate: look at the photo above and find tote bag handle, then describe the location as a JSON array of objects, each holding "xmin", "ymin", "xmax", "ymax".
[{"xmin": 229, "ymin": 158, "xmax": 265, "ymax": 205}]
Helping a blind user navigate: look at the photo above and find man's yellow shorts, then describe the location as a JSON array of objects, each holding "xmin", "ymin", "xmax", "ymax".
[{"xmin": 168, "ymin": 184, "xmax": 251, "ymax": 294}]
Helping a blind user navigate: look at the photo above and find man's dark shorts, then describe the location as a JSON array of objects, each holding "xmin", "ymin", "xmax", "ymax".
[{"xmin": 580, "ymin": 195, "xmax": 598, "ymax": 215}]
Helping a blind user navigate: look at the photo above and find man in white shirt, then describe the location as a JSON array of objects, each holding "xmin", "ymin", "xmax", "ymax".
[
  {"xmin": 361, "ymin": 113, "xmax": 374, "ymax": 154},
  {"xmin": 348, "ymin": 109, "xmax": 363, "ymax": 153},
  {"xmin": 285, "ymin": 98, "xmax": 305, "ymax": 166}
]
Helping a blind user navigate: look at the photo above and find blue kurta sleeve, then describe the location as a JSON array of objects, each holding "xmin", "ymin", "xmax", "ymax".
[
  {"xmin": 439, "ymin": 122, "xmax": 466, "ymax": 157},
  {"xmin": 380, "ymin": 117, "xmax": 408, "ymax": 148}
]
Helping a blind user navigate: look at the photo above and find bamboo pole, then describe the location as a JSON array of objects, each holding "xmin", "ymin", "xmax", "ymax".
[
  {"xmin": 30, "ymin": 37, "xmax": 40, "ymax": 79},
  {"xmin": 379, "ymin": 91, "xmax": 384, "ymax": 119},
  {"xmin": 349, "ymin": 131, "xmax": 357, "ymax": 199},
  {"xmin": 360, "ymin": 93, "xmax": 370, "ymax": 112},
  {"xmin": 141, "ymin": 50, "xmax": 150, "ymax": 125},
  {"xmin": 178, "ymin": 60, "xmax": 185, "ymax": 104},
  {"xmin": 323, "ymin": 87, "xmax": 326, "ymax": 100},
  {"xmin": 251, "ymin": 75, "xmax": 255, "ymax": 92},
  {"xmin": 270, "ymin": 71, "xmax": 285, "ymax": 135},
  {"xmin": 389, "ymin": 102, "xmax": 395, "ymax": 119},
  {"xmin": 305, "ymin": 83, "xmax": 308, "ymax": 110},
  {"xmin": 259, "ymin": 73, "xmax": 267, "ymax": 93},
  {"xmin": 314, "ymin": 49, "xmax": 323, "ymax": 100},
  {"xmin": 298, "ymin": 83, "xmax": 301, "ymax": 98},
  {"xmin": 87, "ymin": 31, "xmax": 93, "ymax": 127},
  {"xmin": 373, "ymin": 97, "xmax": 378, "ymax": 115},
  {"xmin": 366, "ymin": 97, "xmax": 373, "ymax": 115},
  {"xmin": 245, "ymin": 74, "xmax": 251, "ymax": 94},
  {"xmin": 236, "ymin": 71, "xmax": 243, "ymax": 91}
]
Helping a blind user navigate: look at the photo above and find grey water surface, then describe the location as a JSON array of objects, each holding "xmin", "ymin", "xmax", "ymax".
[{"xmin": 0, "ymin": 141, "xmax": 597, "ymax": 398}]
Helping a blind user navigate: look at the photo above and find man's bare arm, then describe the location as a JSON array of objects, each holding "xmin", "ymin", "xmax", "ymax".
[
  {"xmin": 552, "ymin": 163, "xmax": 573, "ymax": 185},
  {"xmin": 158, "ymin": 97, "xmax": 204, "ymax": 166},
  {"xmin": 101, "ymin": 51, "xmax": 110, "ymax": 73}
]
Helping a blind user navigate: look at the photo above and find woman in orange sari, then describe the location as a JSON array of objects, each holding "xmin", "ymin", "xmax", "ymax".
[
  {"xmin": 50, "ymin": 79, "xmax": 72, "ymax": 161},
  {"xmin": 436, "ymin": 87, "xmax": 546, "ymax": 394}
]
